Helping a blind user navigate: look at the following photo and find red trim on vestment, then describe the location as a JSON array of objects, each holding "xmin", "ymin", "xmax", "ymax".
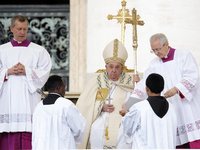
[
  {"xmin": 179, "ymin": 91, "xmax": 185, "ymax": 99},
  {"xmin": 4, "ymin": 75, "xmax": 7, "ymax": 82}
]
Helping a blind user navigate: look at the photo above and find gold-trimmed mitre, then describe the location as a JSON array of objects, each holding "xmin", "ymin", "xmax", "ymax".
[{"xmin": 103, "ymin": 39, "xmax": 128, "ymax": 65}]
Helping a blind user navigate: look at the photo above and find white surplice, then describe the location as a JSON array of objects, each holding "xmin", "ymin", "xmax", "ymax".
[
  {"xmin": 32, "ymin": 96, "xmax": 86, "ymax": 150},
  {"xmin": 0, "ymin": 41, "xmax": 52, "ymax": 132},
  {"xmin": 130, "ymin": 48, "xmax": 200, "ymax": 145},
  {"xmin": 123, "ymin": 100, "xmax": 177, "ymax": 149}
]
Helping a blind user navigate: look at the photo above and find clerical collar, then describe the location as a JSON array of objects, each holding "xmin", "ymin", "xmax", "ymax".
[
  {"xmin": 161, "ymin": 47, "xmax": 175, "ymax": 63},
  {"xmin": 11, "ymin": 38, "xmax": 31, "ymax": 47}
]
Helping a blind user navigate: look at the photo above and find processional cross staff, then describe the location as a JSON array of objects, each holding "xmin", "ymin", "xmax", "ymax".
[{"xmin": 107, "ymin": 0, "xmax": 144, "ymax": 75}]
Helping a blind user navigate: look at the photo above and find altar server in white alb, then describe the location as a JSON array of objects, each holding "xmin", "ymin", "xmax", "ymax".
[
  {"xmin": 32, "ymin": 75, "xmax": 86, "ymax": 150},
  {"xmin": 130, "ymin": 33, "xmax": 200, "ymax": 148},
  {"xmin": 0, "ymin": 15, "xmax": 52, "ymax": 150},
  {"xmin": 123, "ymin": 73, "xmax": 177, "ymax": 149}
]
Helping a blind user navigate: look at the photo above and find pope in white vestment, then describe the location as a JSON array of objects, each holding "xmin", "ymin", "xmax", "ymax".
[
  {"xmin": 130, "ymin": 33, "xmax": 200, "ymax": 147},
  {"xmin": 76, "ymin": 39, "xmax": 139, "ymax": 149}
]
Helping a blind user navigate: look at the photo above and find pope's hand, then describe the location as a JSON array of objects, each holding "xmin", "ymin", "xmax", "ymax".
[
  {"xmin": 102, "ymin": 104, "xmax": 115, "ymax": 113},
  {"xmin": 133, "ymin": 73, "xmax": 140, "ymax": 84}
]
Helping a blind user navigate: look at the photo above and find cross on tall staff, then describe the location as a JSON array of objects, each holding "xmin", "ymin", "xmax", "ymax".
[
  {"xmin": 126, "ymin": 8, "xmax": 144, "ymax": 74},
  {"xmin": 107, "ymin": 0, "xmax": 132, "ymax": 45},
  {"xmin": 107, "ymin": 0, "xmax": 144, "ymax": 74}
]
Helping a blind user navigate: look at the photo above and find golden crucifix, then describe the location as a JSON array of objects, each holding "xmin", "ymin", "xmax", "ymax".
[
  {"xmin": 107, "ymin": 0, "xmax": 144, "ymax": 74},
  {"xmin": 126, "ymin": 8, "xmax": 144, "ymax": 73},
  {"xmin": 107, "ymin": 0, "xmax": 132, "ymax": 44}
]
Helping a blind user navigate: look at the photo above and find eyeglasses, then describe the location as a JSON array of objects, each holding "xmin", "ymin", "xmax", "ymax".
[{"xmin": 150, "ymin": 44, "xmax": 165, "ymax": 53}]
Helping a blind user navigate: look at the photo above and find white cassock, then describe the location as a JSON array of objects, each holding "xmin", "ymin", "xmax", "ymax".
[
  {"xmin": 0, "ymin": 39, "xmax": 52, "ymax": 132},
  {"xmin": 32, "ymin": 94, "xmax": 86, "ymax": 150},
  {"xmin": 90, "ymin": 82, "xmax": 132, "ymax": 149},
  {"xmin": 123, "ymin": 99, "xmax": 177, "ymax": 149},
  {"xmin": 130, "ymin": 47, "xmax": 200, "ymax": 146}
]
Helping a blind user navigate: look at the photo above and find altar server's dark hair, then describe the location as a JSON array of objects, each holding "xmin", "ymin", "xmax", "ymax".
[
  {"xmin": 146, "ymin": 73, "xmax": 164, "ymax": 94},
  {"xmin": 45, "ymin": 75, "xmax": 64, "ymax": 92}
]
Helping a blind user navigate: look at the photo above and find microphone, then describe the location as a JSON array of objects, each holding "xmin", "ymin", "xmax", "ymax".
[{"xmin": 36, "ymin": 88, "xmax": 46, "ymax": 98}]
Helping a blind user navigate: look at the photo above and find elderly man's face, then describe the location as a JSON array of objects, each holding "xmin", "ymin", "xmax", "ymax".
[
  {"xmin": 105, "ymin": 61, "xmax": 123, "ymax": 81},
  {"xmin": 151, "ymin": 38, "xmax": 169, "ymax": 59}
]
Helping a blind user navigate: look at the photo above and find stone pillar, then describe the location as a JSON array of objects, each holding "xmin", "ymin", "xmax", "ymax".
[{"xmin": 70, "ymin": 0, "xmax": 87, "ymax": 92}]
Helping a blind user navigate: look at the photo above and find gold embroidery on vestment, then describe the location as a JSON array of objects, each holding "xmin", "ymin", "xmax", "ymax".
[{"xmin": 95, "ymin": 88, "xmax": 109, "ymax": 101}]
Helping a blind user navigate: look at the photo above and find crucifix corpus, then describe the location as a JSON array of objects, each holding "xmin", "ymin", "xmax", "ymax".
[{"xmin": 107, "ymin": 0, "xmax": 144, "ymax": 74}]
